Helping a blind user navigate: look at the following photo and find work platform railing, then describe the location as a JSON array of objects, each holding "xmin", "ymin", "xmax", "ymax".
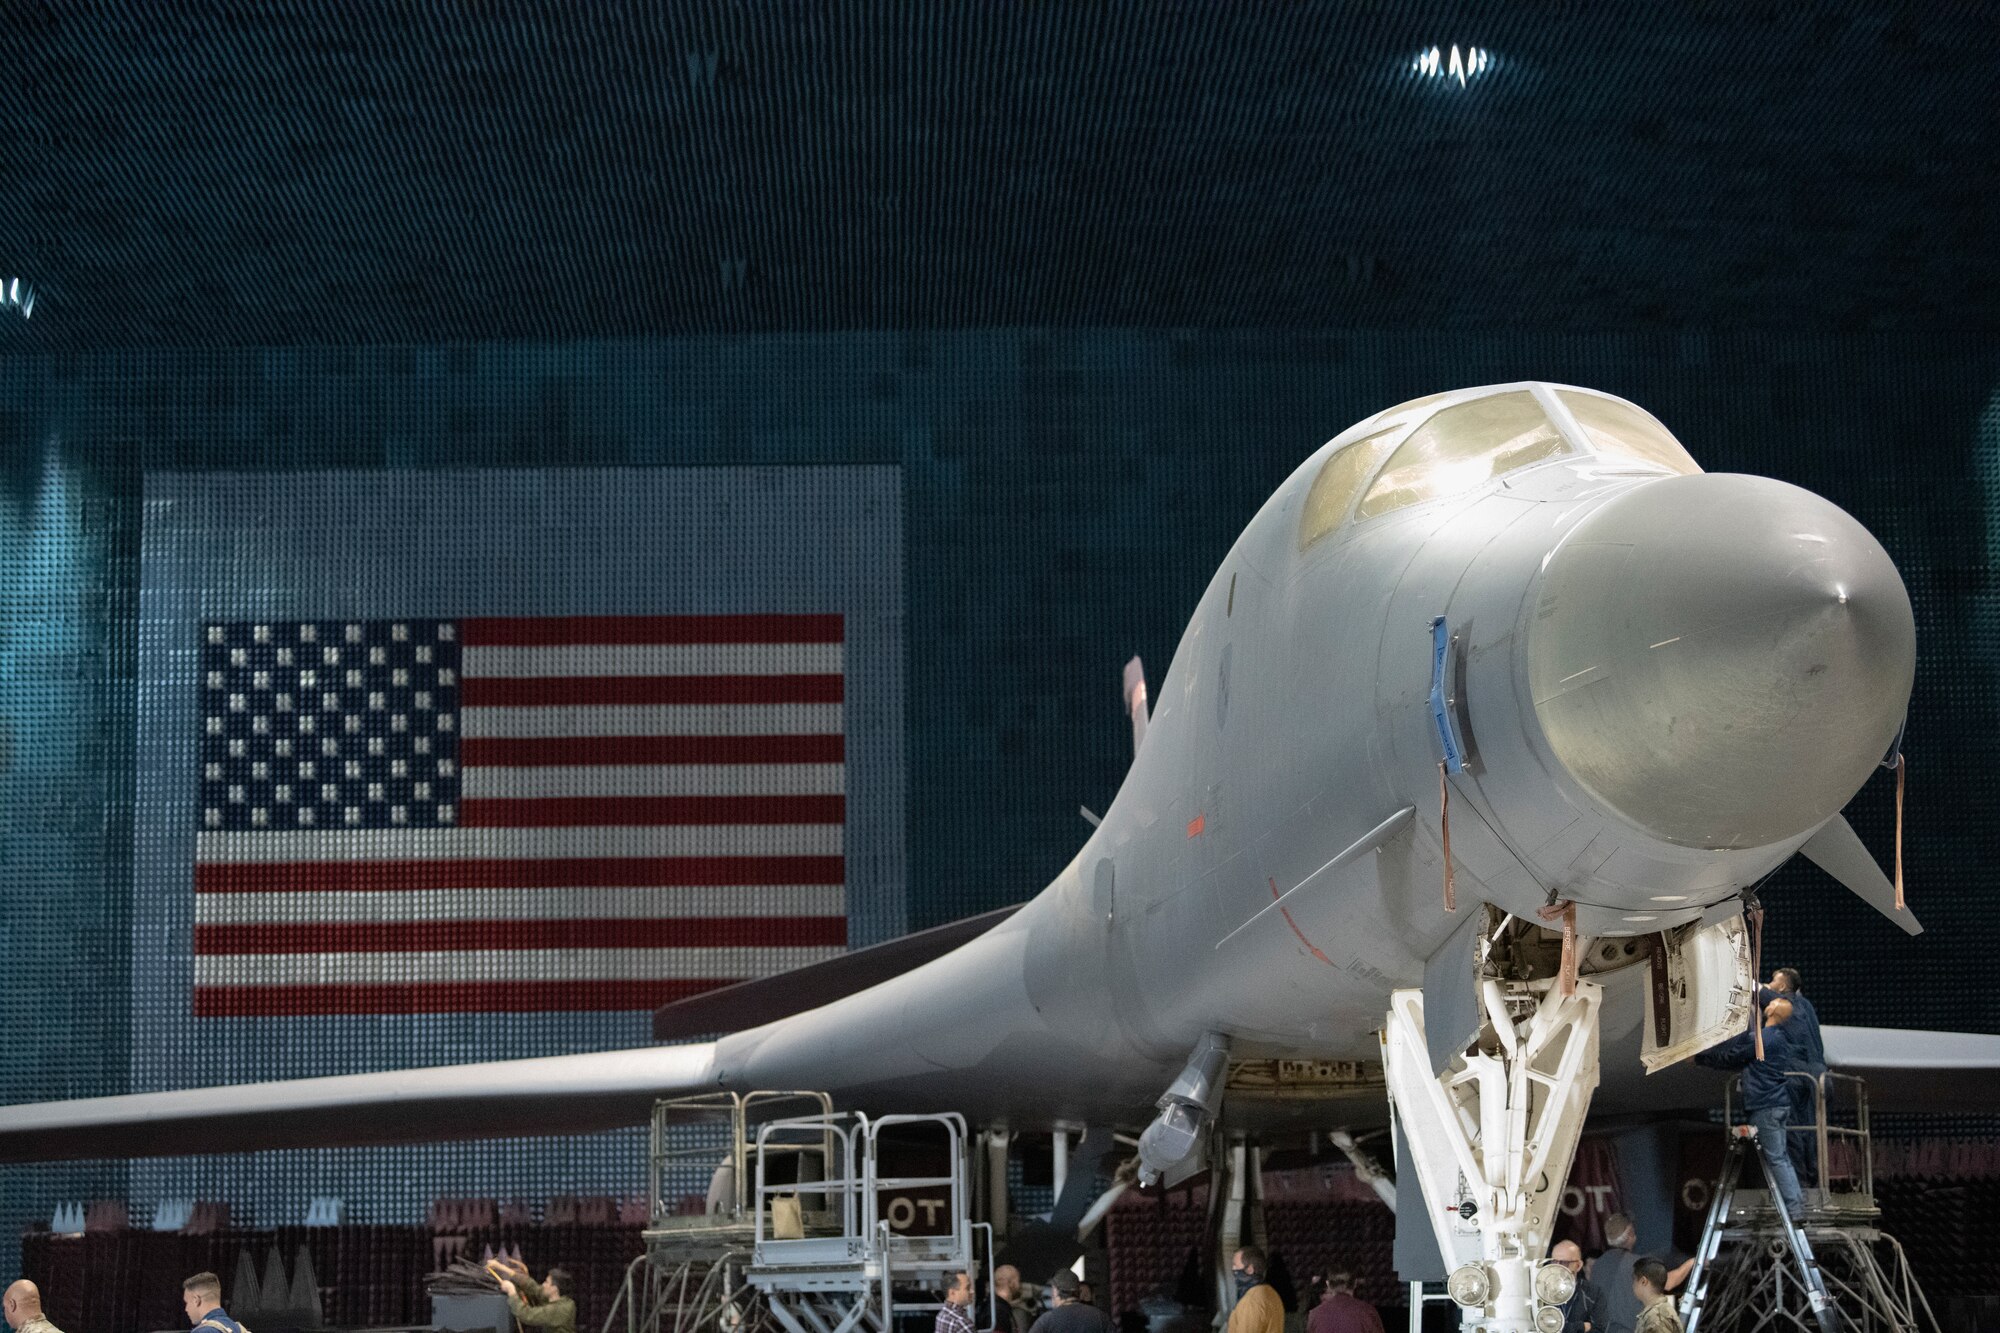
[
  {"xmin": 606, "ymin": 1092, "xmax": 988, "ymax": 1333},
  {"xmin": 647, "ymin": 1090, "xmax": 837, "ymax": 1238},
  {"xmin": 1721, "ymin": 1069, "xmax": 1874, "ymax": 1214},
  {"xmin": 748, "ymin": 1109, "xmax": 991, "ymax": 1333}
]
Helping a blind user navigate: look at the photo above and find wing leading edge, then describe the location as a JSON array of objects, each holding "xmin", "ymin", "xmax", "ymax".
[{"xmin": 0, "ymin": 1042, "xmax": 717, "ymax": 1163}]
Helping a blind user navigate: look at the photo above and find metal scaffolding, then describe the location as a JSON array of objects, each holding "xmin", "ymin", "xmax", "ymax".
[
  {"xmin": 604, "ymin": 1092, "xmax": 988, "ymax": 1333},
  {"xmin": 1681, "ymin": 1074, "xmax": 1939, "ymax": 1333}
]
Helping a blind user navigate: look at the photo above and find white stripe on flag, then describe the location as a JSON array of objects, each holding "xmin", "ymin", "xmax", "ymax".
[
  {"xmin": 194, "ymin": 946, "xmax": 845, "ymax": 986},
  {"xmin": 196, "ymin": 824, "xmax": 843, "ymax": 864},
  {"xmin": 463, "ymin": 643, "xmax": 844, "ymax": 678},
  {"xmin": 460, "ymin": 763, "xmax": 846, "ymax": 799},
  {"xmin": 194, "ymin": 885, "xmax": 848, "ymax": 925},
  {"xmin": 460, "ymin": 703, "xmax": 844, "ymax": 738}
]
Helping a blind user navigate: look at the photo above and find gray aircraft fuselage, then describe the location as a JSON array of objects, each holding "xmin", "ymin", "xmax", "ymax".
[{"xmin": 714, "ymin": 382, "xmax": 1914, "ymax": 1125}]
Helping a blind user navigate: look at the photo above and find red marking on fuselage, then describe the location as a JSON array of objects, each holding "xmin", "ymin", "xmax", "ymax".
[
  {"xmin": 1187, "ymin": 813, "xmax": 1206, "ymax": 838},
  {"xmin": 1272, "ymin": 876, "xmax": 1336, "ymax": 968}
]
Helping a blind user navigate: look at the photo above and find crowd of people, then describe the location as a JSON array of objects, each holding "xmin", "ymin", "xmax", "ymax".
[
  {"xmin": 1, "ymin": 1264, "xmax": 585, "ymax": 1333},
  {"xmin": 1548, "ymin": 1214, "xmax": 1693, "ymax": 1333},
  {"xmin": 3, "ymin": 1271, "xmax": 268, "ymax": 1333},
  {"xmin": 932, "ymin": 1248, "xmax": 1386, "ymax": 1333}
]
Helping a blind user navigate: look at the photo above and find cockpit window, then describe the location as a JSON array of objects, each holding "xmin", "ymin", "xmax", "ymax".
[
  {"xmin": 1377, "ymin": 391, "xmax": 1457, "ymax": 419},
  {"xmin": 1298, "ymin": 428, "xmax": 1398, "ymax": 551},
  {"xmin": 1357, "ymin": 391, "xmax": 1572, "ymax": 519},
  {"xmin": 1558, "ymin": 391, "xmax": 1701, "ymax": 475}
]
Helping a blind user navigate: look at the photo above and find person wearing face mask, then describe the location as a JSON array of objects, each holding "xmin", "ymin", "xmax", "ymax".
[{"xmin": 1226, "ymin": 1248, "xmax": 1284, "ymax": 1333}]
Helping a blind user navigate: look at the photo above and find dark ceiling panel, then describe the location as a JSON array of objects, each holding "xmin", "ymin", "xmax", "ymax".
[{"xmin": 2, "ymin": 1, "xmax": 1994, "ymax": 348}]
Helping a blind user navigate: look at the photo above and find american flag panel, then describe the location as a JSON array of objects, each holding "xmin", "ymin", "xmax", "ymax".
[
  {"xmin": 130, "ymin": 467, "xmax": 900, "ymax": 1219},
  {"xmin": 193, "ymin": 614, "xmax": 849, "ymax": 1016}
]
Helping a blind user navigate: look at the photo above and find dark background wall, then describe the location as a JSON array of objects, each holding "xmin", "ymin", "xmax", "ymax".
[{"xmin": 2, "ymin": 336, "xmax": 1993, "ymax": 1240}]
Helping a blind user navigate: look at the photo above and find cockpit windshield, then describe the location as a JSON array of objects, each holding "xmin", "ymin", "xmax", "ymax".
[
  {"xmin": 1557, "ymin": 391, "xmax": 1701, "ymax": 475},
  {"xmin": 1298, "ymin": 386, "xmax": 1705, "ymax": 546},
  {"xmin": 1356, "ymin": 391, "xmax": 1572, "ymax": 519},
  {"xmin": 1298, "ymin": 428, "xmax": 1398, "ymax": 551}
]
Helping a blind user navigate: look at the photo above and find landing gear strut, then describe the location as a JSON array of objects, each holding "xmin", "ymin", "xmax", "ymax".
[{"xmin": 1382, "ymin": 979, "xmax": 1601, "ymax": 1333}]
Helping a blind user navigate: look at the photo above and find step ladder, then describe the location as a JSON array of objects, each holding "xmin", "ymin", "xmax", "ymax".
[{"xmin": 1682, "ymin": 1125, "xmax": 1837, "ymax": 1333}]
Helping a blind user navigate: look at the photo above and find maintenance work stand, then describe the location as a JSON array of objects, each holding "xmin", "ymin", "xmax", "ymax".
[
  {"xmin": 605, "ymin": 1091, "xmax": 992, "ymax": 1333},
  {"xmin": 1681, "ymin": 1073, "xmax": 1939, "ymax": 1333}
]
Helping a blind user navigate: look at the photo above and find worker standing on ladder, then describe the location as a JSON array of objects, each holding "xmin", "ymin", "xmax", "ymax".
[
  {"xmin": 1698, "ymin": 998, "xmax": 1809, "ymax": 1218},
  {"xmin": 1760, "ymin": 968, "xmax": 1828, "ymax": 1188}
]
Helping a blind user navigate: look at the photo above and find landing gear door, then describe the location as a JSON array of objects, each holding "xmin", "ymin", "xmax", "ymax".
[{"xmin": 1640, "ymin": 914, "xmax": 1756, "ymax": 1073}]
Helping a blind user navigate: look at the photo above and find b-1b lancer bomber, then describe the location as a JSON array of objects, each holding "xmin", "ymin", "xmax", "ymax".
[{"xmin": 6, "ymin": 383, "xmax": 1993, "ymax": 1333}]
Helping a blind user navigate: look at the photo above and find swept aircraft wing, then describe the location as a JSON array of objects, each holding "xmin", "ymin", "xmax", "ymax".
[{"xmin": 0, "ymin": 1043, "xmax": 719, "ymax": 1162}]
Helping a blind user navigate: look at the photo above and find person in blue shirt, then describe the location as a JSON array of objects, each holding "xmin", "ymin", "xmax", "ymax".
[
  {"xmin": 1759, "ymin": 969, "xmax": 1824, "ymax": 1064},
  {"xmin": 1758, "ymin": 968, "xmax": 1826, "ymax": 1186},
  {"xmin": 181, "ymin": 1273, "xmax": 246, "ymax": 1333},
  {"xmin": 1697, "ymin": 998, "xmax": 1808, "ymax": 1217}
]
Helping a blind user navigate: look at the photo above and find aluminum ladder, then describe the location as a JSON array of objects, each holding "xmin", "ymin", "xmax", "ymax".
[{"xmin": 1682, "ymin": 1124, "xmax": 1837, "ymax": 1333}]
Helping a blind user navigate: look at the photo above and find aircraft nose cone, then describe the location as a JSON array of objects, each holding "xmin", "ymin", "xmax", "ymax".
[{"xmin": 1527, "ymin": 474, "xmax": 1914, "ymax": 850}]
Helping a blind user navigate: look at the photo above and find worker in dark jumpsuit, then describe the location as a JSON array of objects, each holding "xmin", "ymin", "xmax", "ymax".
[
  {"xmin": 1699, "ymin": 998, "xmax": 1809, "ymax": 1217},
  {"xmin": 1760, "ymin": 967, "xmax": 1826, "ymax": 1187}
]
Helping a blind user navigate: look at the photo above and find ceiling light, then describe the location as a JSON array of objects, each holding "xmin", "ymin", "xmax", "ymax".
[{"xmin": 1415, "ymin": 45, "xmax": 1492, "ymax": 86}]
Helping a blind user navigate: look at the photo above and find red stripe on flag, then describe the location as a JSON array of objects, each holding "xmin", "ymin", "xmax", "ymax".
[
  {"xmin": 195, "ymin": 856, "xmax": 846, "ymax": 894},
  {"xmin": 460, "ymin": 734, "xmax": 845, "ymax": 767},
  {"xmin": 461, "ymin": 616, "xmax": 843, "ymax": 646},
  {"xmin": 459, "ymin": 795, "xmax": 845, "ymax": 828},
  {"xmin": 195, "ymin": 916, "xmax": 848, "ymax": 955},
  {"xmin": 461, "ymin": 674, "xmax": 844, "ymax": 707},
  {"xmin": 192, "ymin": 979, "xmax": 734, "ymax": 1016}
]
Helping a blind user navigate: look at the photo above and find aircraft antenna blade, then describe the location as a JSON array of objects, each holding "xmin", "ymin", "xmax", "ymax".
[
  {"xmin": 1798, "ymin": 814, "xmax": 1921, "ymax": 936},
  {"xmin": 1123, "ymin": 656, "xmax": 1149, "ymax": 756}
]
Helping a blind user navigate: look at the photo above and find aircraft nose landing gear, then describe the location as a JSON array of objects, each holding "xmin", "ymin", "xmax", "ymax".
[{"xmin": 1381, "ymin": 977, "xmax": 1602, "ymax": 1333}]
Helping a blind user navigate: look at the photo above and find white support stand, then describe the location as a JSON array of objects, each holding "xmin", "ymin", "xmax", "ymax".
[
  {"xmin": 1381, "ymin": 979, "xmax": 1602, "ymax": 1333},
  {"xmin": 1213, "ymin": 1137, "xmax": 1249, "ymax": 1315},
  {"xmin": 985, "ymin": 1129, "xmax": 1011, "ymax": 1238}
]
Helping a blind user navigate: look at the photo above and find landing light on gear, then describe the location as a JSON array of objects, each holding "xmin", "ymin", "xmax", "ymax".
[
  {"xmin": 1532, "ymin": 1262, "xmax": 1576, "ymax": 1306},
  {"xmin": 1448, "ymin": 1264, "xmax": 1494, "ymax": 1308}
]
